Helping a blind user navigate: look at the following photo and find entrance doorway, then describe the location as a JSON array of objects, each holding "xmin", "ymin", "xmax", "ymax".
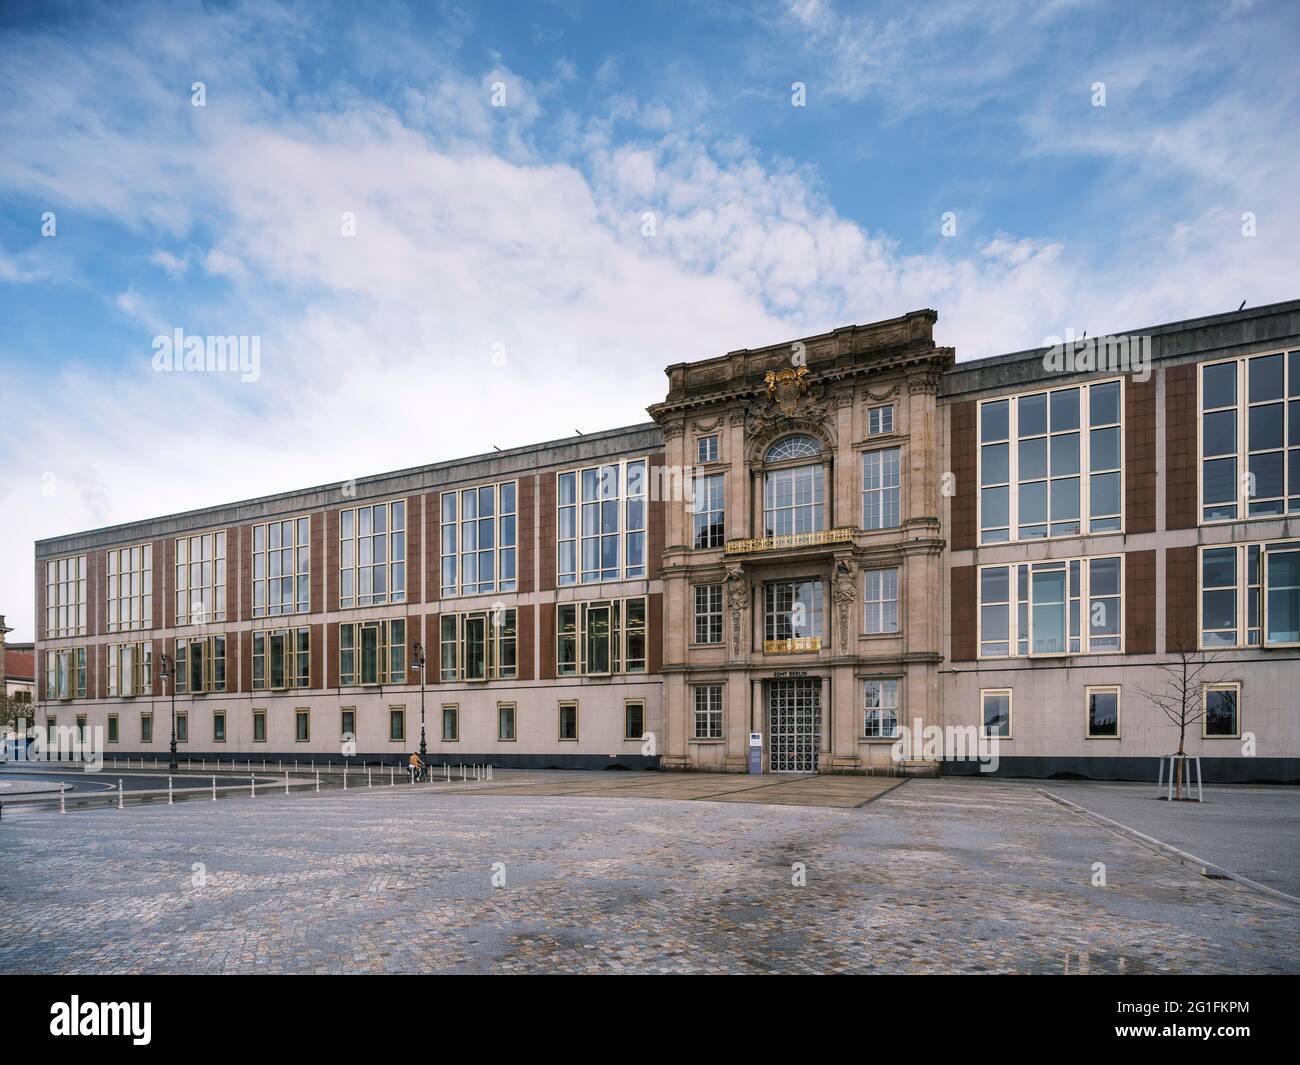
[{"xmin": 767, "ymin": 678, "xmax": 821, "ymax": 773}]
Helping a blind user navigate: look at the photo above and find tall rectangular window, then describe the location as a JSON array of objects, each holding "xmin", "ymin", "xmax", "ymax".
[
  {"xmin": 389, "ymin": 707, "xmax": 405, "ymax": 742},
  {"xmin": 339, "ymin": 500, "xmax": 406, "ymax": 608},
  {"xmin": 339, "ymin": 619, "xmax": 405, "ymax": 685},
  {"xmin": 979, "ymin": 381, "xmax": 1123, "ymax": 543},
  {"xmin": 176, "ymin": 532, "xmax": 227, "ymax": 626},
  {"xmin": 45, "ymin": 648, "xmax": 87, "ymax": 700},
  {"xmin": 498, "ymin": 703, "xmax": 516, "ymax": 741},
  {"xmin": 864, "ymin": 568, "xmax": 899, "ymax": 634},
  {"xmin": 981, "ymin": 689, "xmax": 1012, "ymax": 737},
  {"xmin": 106, "ymin": 544, "xmax": 152, "ymax": 632},
  {"xmin": 979, "ymin": 556, "xmax": 1120, "ymax": 658},
  {"xmin": 863, "ymin": 679, "xmax": 899, "ymax": 738},
  {"xmin": 1264, "ymin": 543, "xmax": 1300, "ymax": 646},
  {"xmin": 557, "ymin": 458, "xmax": 646, "ymax": 585},
  {"xmin": 868, "ymin": 404, "xmax": 894, "ymax": 436},
  {"xmin": 1203, "ymin": 683, "xmax": 1240, "ymax": 737},
  {"xmin": 1086, "ymin": 686, "xmax": 1120, "ymax": 738},
  {"xmin": 108, "ymin": 642, "xmax": 152, "ymax": 697},
  {"xmin": 862, "ymin": 447, "xmax": 901, "ymax": 530},
  {"xmin": 764, "ymin": 464, "xmax": 824, "ymax": 536},
  {"xmin": 696, "ymin": 434, "xmax": 719, "ymax": 463},
  {"xmin": 176, "ymin": 635, "xmax": 227, "ymax": 693},
  {"xmin": 763, "ymin": 579, "xmax": 823, "ymax": 651},
  {"xmin": 440, "ymin": 481, "xmax": 517, "ymax": 597},
  {"xmin": 555, "ymin": 598, "xmax": 647, "ymax": 676},
  {"xmin": 624, "ymin": 701, "xmax": 645, "ymax": 741},
  {"xmin": 1200, "ymin": 351, "xmax": 1300, "ymax": 521},
  {"xmin": 1199, "ymin": 540, "xmax": 1294, "ymax": 647},
  {"xmin": 691, "ymin": 472, "xmax": 726, "ymax": 549},
  {"xmin": 253, "ymin": 710, "xmax": 267, "ymax": 743},
  {"xmin": 694, "ymin": 584, "xmax": 723, "ymax": 644},
  {"xmin": 253, "ymin": 628, "xmax": 310, "ymax": 690},
  {"xmin": 559, "ymin": 702, "xmax": 579, "ymax": 740},
  {"xmin": 438, "ymin": 610, "xmax": 517, "ymax": 681},
  {"xmin": 252, "ymin": 517, "xmax": 309, "ymax": 617},
  {"xmin": 693, "ymin": 685, "xmax": 723, "ymax": 739},
  {"xmin": 295, "ymin": 708, "xmax": 310, "ymax": 742},
  {"xmin": 442, "ymin": 704, "xmax": 459, "ymax": 741},
  {"xmin": 213, "ymin": 711, "xmax": 226, "ymax": 743},
  {"xmin": 45, "ymin": 555, "xmax": 87, "ymax": 637},
  {"xmin": 140, "ymin": 712, "xmax": 153, "ymax": 743}
]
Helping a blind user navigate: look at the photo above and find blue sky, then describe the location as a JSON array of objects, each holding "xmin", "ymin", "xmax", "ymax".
[{"xmin": 1, "ymin": 0, "xmax": 1298, "ymax": 639}]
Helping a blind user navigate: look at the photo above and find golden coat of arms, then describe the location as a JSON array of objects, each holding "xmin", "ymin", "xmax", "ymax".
[{"xmin": 764, "ymin": 366, "xmax": 809, "ymax": 415}]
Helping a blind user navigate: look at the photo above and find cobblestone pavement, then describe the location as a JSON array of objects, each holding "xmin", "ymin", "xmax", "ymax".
[{"xmin": 0, "ymin": 777, "xmax": 1295, "ymax": 974}]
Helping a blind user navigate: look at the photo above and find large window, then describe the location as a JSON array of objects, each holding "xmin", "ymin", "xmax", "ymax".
[
  {"xmin": 864, "ymin": 568, "xmax": 899, "ymax": 634},
  {"xmin": 176, "ymin": 635, "xmax": 226, "ymax": 694},
  {"xmin": 979, "ymin": 556, "xmax": 1122, "ymax": 658},
  {"xmin": 439, "ymin": 609, "xmax": 517, "ymax": 681},
  {"xmin": 339, "ymin": 500, "xmax": 406, "ymax": 608},
  {"xmin": 45, "ymin": 648, "xmax": 86, "ymax": 700},
  {"xmin": 1200, "ymin": 351, "xmax": 1300, "ymax": 522},
  {"xmin": 109, "ymin": 642, "xmax": 152, "ymax": 697},
  {"xmin": 106, "ymin": 545, "xmax": 152, "ymax": 632},
  {"xmin": 440, "ymin": 481, "xmax": 517, "ymax": 597},
  {"xmin": 253, "ymin": 628, "xmax": 310, "ymax": 690},
  {"xmin": 45, "ymin": 555, "xmax": 87, "ymax": 637},
  {"xmin": 979, "ymin": 381, "xmax": 1123, "ymax": 543},
  {"xmin": 556, "ymin": 598, "xmax": 646, "ymax": 676},
  {"xmin": 862, "ymin": 447, "xmax": 901, "ymax": 530},
  {"xmin": 691, "ymin": 472, "xmax": 726, "ymax": 549},
  {"xmin": 253, "ymin": 517, "xmax": 309, "ymax": 617},
  {"xmin": 693, "ymin": 685, "xmax": 723, "ymax": 739},
  {"xmin": 339, "ymin": 619, "xmax": 405, "ymax": 686},
  {"xmin": 557, "ymin": 458, "xmax": 647, "ymax": 585},
  {"xmin": 763, "ymin": 579, "xmax": 823, "ymax": 652},
  {"xmin": 863, "ymin": 679, "xmax": 899, "ymax": 738},
  {"xmin": 763, "ymin": 436, "xmax": 824, "ymax": 536},
  {"xmin": 1200, "ymin": 539, "xmax": 1300, "ymax": 648},
  {"xmin": 175, "ymin": 532, "xmax": 227, "ymax": 625},
  {"xmin": 694, "ymin": 584, "xmax": 723, "ymax": 644}
]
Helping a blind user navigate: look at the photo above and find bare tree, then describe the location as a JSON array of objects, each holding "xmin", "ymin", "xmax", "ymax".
[{"xmin": 1135, "ymin": 642, "xmax": 1229, "ymax": 800}]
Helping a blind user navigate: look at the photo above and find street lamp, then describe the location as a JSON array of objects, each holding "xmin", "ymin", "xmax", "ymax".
[
  {"xmin": 411, "ymin": 642, "xmax": 427, "ymax": 759},
  {"xmin": 159, "ymin": 653, "xmax": 177, "ymax": 772}
]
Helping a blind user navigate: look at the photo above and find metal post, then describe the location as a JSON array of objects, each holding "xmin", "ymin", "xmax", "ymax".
[
  {"xmin": 390, "ymin": 765, "xmax": 394, "ymax": 787},
  {"xmin": 212, "ymin": 775, "xmax": 217, "ymax": 802},
  {"xmin": 285, "ymin": 773, "xmax": 290, "ymax": 796},
  {"xmin": 60, "ymin": 784, "xmax": 66, "ymax": 814},
  {"xmin": 118, "ymin": 779, "xmax": 124, "ymax": 810},
  {"xmin": 315, "ymin": 771, "xmax": 320, "ymax": 793},
  {"xmin": 168, "ymin": 777, "xmax": 173, "ymax": 805},
  {"xmin": 368, "ymin": 768, "xmax": 372, "ymax": 788},
  {"xmin": 343, "ymin": 766, "xmax": 348, "ymax": 790},
  {"xmin": 250, "ymin": 774, "xmax": 256, "ymax": 799}
]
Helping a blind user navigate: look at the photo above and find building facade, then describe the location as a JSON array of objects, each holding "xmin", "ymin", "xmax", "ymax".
[{"xmin": 33, "ymin": 301, "xmax": 1300, "ymax": 779}]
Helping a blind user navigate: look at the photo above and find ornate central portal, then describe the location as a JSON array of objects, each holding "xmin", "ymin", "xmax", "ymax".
[{"xmin": 767, "ymin": 678, "xmax": 821, "ymax": 773}]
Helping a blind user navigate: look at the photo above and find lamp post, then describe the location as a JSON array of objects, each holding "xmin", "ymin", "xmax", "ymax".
[
  {"xmin": 411, "ymin": 642, "xmax": 427, "ymax": 758},
  {"xmin": 159, "ymin": 653, "xmax": 177, "ymax": 772}
]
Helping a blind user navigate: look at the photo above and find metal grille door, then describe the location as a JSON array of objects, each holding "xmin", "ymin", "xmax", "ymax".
[{"xmin": 768, "ymin": 679, "xmax": 821, "ymax": 773}]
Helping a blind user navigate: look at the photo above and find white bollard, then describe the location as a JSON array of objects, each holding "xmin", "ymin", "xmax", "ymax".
[
  {"xmin": 390, "ymin": 765, "xmax": 394, "ymax": 787},
  {"xmin": 445, "ymin": 763, "xmax": 450, "ymax": 783},
  {"xmin": 118, "ymin": 780, "xmax": 124, "ymax": 810},
  {"xmin": 461, "ymin": 764, "xmax": 466, "ymax": 781},
  {"xmin": 212, "ymin": 775, "xmax": 217, "ymax": 801},
  {"xmin": 487, "ymin": 764, "xmax": 493, "ymax": 781},
  {"xmin": 250, "ymin": 774, "xmax": 256, "ymax": 799},
  {"xmin": 285, "ymin": 773, "xmax": 290, "ymax": 796},
  {"xmin": 168, "ymin": 777, "xmax": 174, "ymax": 806},
  {"xmin": 343, "ymin": 766, "xmax": 348, "ymax": 791},
  {"xmin": 315, "ymin": 771, "xmax": 320, "ymax": 793},
  {"xmin": 368, "ymin": 768, "xmax": 372, "ymax": 788},
  {"xmin": 60, "ymin": 785, "xmax": 66, "ymax": 814}
]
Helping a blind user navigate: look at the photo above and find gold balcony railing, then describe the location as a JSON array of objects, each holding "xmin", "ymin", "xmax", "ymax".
[
  {"xmin": 763, "ymin": 637, "xmax": 823, "ymax": 654},
  {"xmin": 724, "ymin": 527, "xmax": 855, "ymax": 556}
]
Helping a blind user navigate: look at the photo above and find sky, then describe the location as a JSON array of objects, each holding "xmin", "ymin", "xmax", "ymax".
[{"xmin": 1, "ymin": 0, "xmax": 1298, "ymax": 641}]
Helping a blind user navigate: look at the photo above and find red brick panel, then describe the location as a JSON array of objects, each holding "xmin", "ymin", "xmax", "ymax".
[
  {"xmin": 1165, "ymin": 545, "xmax": 1198, "ymax": 654},
  {"xmin": 538, "ymin": 472, "xmax": 556, "ymax": 592},
  {"xmin": 240, "ymin": 525, "xmax": 254, "ymax": 622},
  {"xmin": 1125, "ymin": 377, "xmax": 1157, "ymax": 534},
  {"xmin": 224, "ymin": 528, "xmax": 237, "ymax": 627},
  {"xmin": 326, "ymin": 622, "xmax": 339, "ymax": 689},
  {"xmin": 648, "ymin": 452, "xmax": 666, "ymax": 579},
  {"xmin": 240, "ymin": 630, "xmax": 254, "ymax": 694},
  {"xmin": 310, "ymin": 623, "xmax": 323, "ymax": 690},
  {"xmin": 516, "ymin": 476, "xmax": 535, "ymax": 594},
  {"xmin": 538, "ymin": 601, "xmax": 555, "ymax": 680},
  {"xmin": 647, "ymin": 592, "xmax": 663, "ymax": 674},
  {"xmin": 516, "ymin": 604, "xmax": 534, "ymax": 682},
  {"xmin": 1125, "ymin": 549, "xmax": 1156, "ymax": 654},
  {"xmin": 87, "ymin": 550, "xmax": 103, "ymax": 638},
  {"xmin": 1165, "ymin": 364, "xmax": 1197, "ymax": 531},
  {"xmin": 424, "ymin": 613, "xmax": 439, "ymax": 683},
  {"xmin": 310, "ymin": 513, "xmax": 324, "ymax": 614},
  {"xmin": 325, "ymin": 509, "xmax": 340, "ymax": 610},
  {"xmin": 406, "ymin": 495, "xmax": 423, "ymax": 606},
  {"xmin": 151, "ymin": 539, "xmax": 166, "ymax": 631},
  {"xmin": 949, "ymin": 401, "xmax": 977, "ymax": 551},
  {"xmin": 950, "ymin": 565, "xmax": 977, "ymax": 662}
]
